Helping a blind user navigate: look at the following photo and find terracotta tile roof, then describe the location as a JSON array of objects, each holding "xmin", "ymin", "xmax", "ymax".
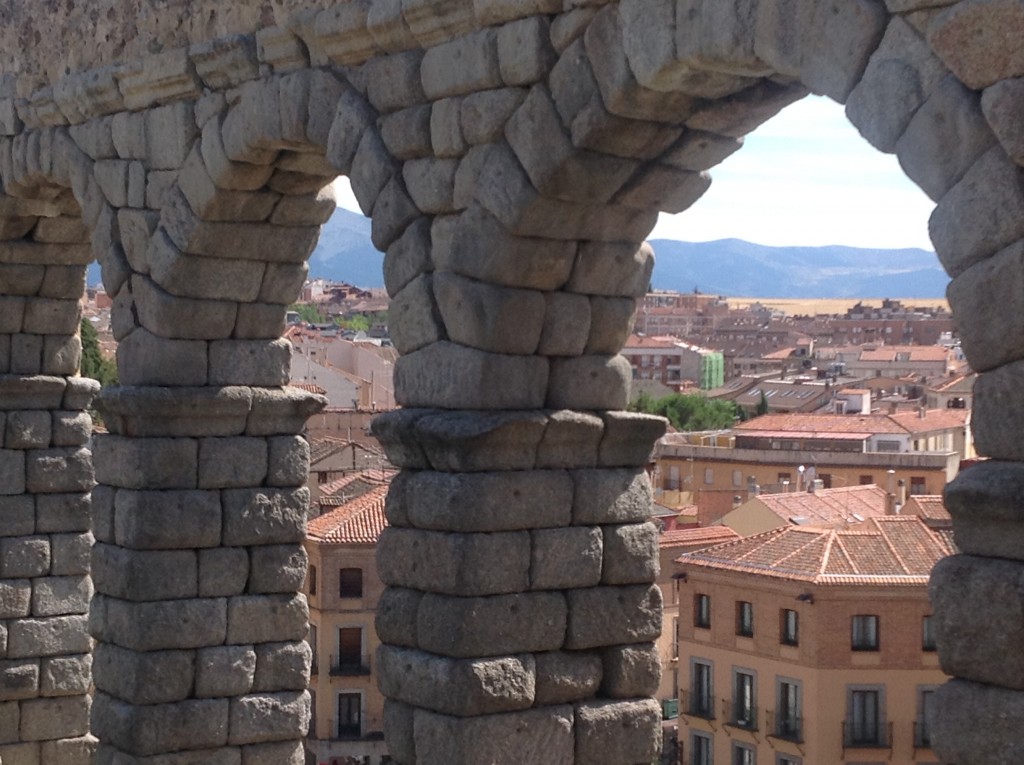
[
  {"xmin": 903, "ymin": 495, "xmax": 951, "ymax": 522},
  {"xmin": 624, "ymin": 334, "xmax": 681, "ymax": 349},
  {"xmin": 307, "ymin": 483, "xmax": 390, "ymax": 545},
  {"xmin": 752, "ymin": 485, "xmax": 890, "ymax": 528},
  {"xmin": 677, "ymin": 516, "xmax": 955, "ymax": 585},
  {"xmin": 309, "ymin": 436, "xmax": 383, "ymax": 465},
  {"xmin": 660, "ymin": 526, "xmax": 740, "ymax": 549},
  {"xmin": 888, "ymin": 408, "xmax": 969, "ymax": 434},
  {"xmin": 288, "ymin": 382, "xmax": 327, "ymax": 395},
  {"xmin": 318, "ymin": 469, "xmax": 397, "ymax": 506}
]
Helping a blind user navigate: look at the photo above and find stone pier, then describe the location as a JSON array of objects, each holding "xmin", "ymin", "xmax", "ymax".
[{"xmin": 0, "ymin": 0, "xmax": 1021, "ymax": 762}]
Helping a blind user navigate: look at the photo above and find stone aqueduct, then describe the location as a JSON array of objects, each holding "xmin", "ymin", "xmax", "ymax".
[{"xmin": 0, "ymin": 0, "xmax": 1021, "ymax": 762}]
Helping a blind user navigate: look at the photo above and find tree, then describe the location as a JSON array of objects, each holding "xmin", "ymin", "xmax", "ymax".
[
  {"xmin": 289, "ymin": 303, "xmax": 327, "ymax": 325},
  {"xmin": 79, "ymin": 319, "xmax": 118, "ymax": 388},
  {"xmin": 630, "ymin": 392, "xmax": 740, "ymax": 431},
  {"xmin": 756, "ymin": 389, "xmax": 770, "ymax": 416}
]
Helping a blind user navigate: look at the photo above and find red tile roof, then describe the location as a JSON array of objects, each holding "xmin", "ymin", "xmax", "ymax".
[
  {"xmin": 903, "ymin": 495, "xmax": 951, "ymax": 523},
  {"xmin": 288, "ymin": 382, "xmax": 327, "ymax": 395},
  {"xmin": 752, "ymin": 485, "xmax": 890, "ymax": 528},
  {"xmin": 307, "ymin": 483, "xmax": 389, "ymax": 545},
  {"xmin": 735, "ymin": 410, "xmax": 966, "ymax": 438},
  {"xmin": 888, "ymin": 408, "xmax": 969, "ymax": 434},
  {"xmin": 677, "ymin": 516, "xmax": 955, "ymax": 585},
  {"xmin": 660, "ymin": 526, "xmax": 741, "ymax": 549}
]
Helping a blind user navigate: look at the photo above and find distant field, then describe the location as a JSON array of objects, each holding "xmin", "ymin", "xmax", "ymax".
[{"xmin": 727, "ymin": 297, "xmax": 950, "ymax": 316}]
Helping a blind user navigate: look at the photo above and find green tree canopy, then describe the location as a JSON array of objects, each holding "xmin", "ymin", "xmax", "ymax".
[
  {"xmin": 80, "ymin": 318, "xmax": 118, "ymax": 388},
  {"xmin": 630, "ymin": 392, "xmax": 742, "ymax": 431}
]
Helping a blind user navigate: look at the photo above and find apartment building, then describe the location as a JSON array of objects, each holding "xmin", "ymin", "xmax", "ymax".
[
  {"xmin": 304, "ymin": 483, "xmax": 391, "ymax": 765},
  {"xmin": 674, "ymin": 516, "xmax": 953, "ymax": 765},
  {"xmin": 623, "ymin": 335, "xmax": 725, "ymax": 390}
]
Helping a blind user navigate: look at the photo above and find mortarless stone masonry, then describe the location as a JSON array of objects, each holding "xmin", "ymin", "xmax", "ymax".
[{"xmin": 0, "ymin": 0, "xmax": 1021, "ymax": 763}]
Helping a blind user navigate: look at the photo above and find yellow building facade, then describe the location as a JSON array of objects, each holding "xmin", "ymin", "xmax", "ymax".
[
  {"xmin": 674, "ymin": 517, "xmax": 952, "ymax": 765},
  {"xmin": 304, "ymin": 484, "xmax": 391, "ymax": 765}
]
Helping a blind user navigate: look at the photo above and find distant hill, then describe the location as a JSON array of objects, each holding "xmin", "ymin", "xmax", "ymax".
[{"xmin": 89, "ymin": 209, "xmax": 949, "ymax": 299}]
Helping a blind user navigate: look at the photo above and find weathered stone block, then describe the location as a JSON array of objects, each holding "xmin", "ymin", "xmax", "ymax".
[
  {"xmin": 421, "ymin": 30, "xmax": 503, "ymax": 100},
  {"xmin": 1, "ymin": 536, "xmax": 50, "ymax": 578},
  {"xmin": 389, "ymin": 274, "xmax": 445, "ymax": 355},
  {"xmin": 93, "ymin": 643, "xmax": 195, "ymax": 705},
  {"xmin": 200, "ymin": 547, "xmax": 251, "ymax": 598},
  {"xmin": 534, "ymin": 650, "xmax": 603, "ymax": 705},
  {"xmin": 208, "ymin": 339, "xmax": 292, "ymax": 387},
  {"xmin": 602, "ymin": 522, "xmax": 660, "ymax": 584},
  {"xmin": 538, "ymin": 292, "xmax": 591, "ymax": 357},
  {"xmin": 91, "ymin": 693, "xmax": 229, "ymax": 757},
  {"xmin": 93, "ymin": 595, "xmax": 228, "ymax": 652},
  {"xmin": 565, "ymin": 584, "xmax": 662, "ymax": 649},
  {"xmin": 377, "ymin": 527, "xmax": 531, "ymax": 596},
  {"xmin": 394, "ymin": 341, "xmax": 549, "ymax": 410},
  {"xmin": 39, "ymin": 653, "xmax": 91, "ymax": 697},
  {"xmin": 252, "ymin": 641, "xmax": 310, "ymax": 693},
  {"xmin": 228, "ymin": 691, "xmax": 309, "ymax": 746},
  {"xmin": 375, "ymin": 587, "xmax": 422, "ymax": 648},
  {"xmin": 599, "ymin": 411, "xmax": 667, "ymax": 467},
  {"xmin": 432, "ymin": 205, "xmax": 577, "ymax": 291},
  {"xmin": 574, "ymin": 699, "xmax": 661, "ymax": 763},
  {"xmin": 94, "ymin": 436, "xmax": 198, "ymax": 490},
  {"xmin": 267, "ymin": 436, "xmax": 310, "ymax": 488},
  {"xmin": 92, "ymin": 545, "xmax": 197, "ymax": 601},
  {"xmin": 19, "ymin": 695, "xmax": 90, "ymax": 741},
  {"xmin": 399, "ymin": 470, "xmax": 573, "ymax": 532},
  {"xmin": 248, "ymin": 544, "xmax": 306, "ymax": 594},
  {"xmin": 114, "ymin": 489, "xmax": 221, "ymax": 550},
  {"xmin": 567, "ymin": 240, "xmax": 654, "ymax": 298},
  {"xmin": 51, "ymin": 411, "xmax": 91, "ymax": 447},
  {"xmin": 195, "ymin": 645, "xmax": 257, "ymax": 699},
  {"xmin": 537, "ymin": 410, "xmax": 604, "ymax": 470},
  {"xmin": 433, "ymin": 272, "xmax": 546, "ymax": 355},
  {"xmin": 0, "ymin": 579, "xmax": 31, "ymax": 618},
  {"xmin": 498, "ymin": 16, "xmax": 557, "ymax": 87},
  {"xmin": 531, "ymin": 526, "xmax": 603, "ymax": 590},
  {"xmin": 226, "ymin": 594, "xmax": 308, "ymax": 645},
  {"xmin": 222, "ymin": 488, "xmax": 309, "ymax": 547},
  {"xmin": 982, "ymin": 76, "xmax": 1024, "ymax": 167},
  {"xmin": 197, "ymin": 437, "xmax": 269, "ymax": 489},
  {"xmin": 601, "ymin": 643, "xmax": 662, "ymax": 698},
  {"xmin": 931, "ymin": 554, "xmax": 1024, "ymax": 688},
  {"xmin": 380, "ymin": 105, "xmax": 433, "ymax": 161},
  {"xmin": 0, "ymin": 495, "xmax": 36, "ymax": 538},
  {"xmin": 413, "ymin": 705, "xmax": 574, "ymax": 764},
  {"xmin": 930, "ymin": 146, "xmax": 1024, "ymax": 278},
  {"xmin": 378, "ymin": 646, "xmax": 535, "ymax": 716},
  {"xmin": 928, "ymin": 0, "xmax": 1024, "ymax": 90},
  {"xmin": 845, "ymin": 16, "xmax": 949, "ymax": 153},
  {"xmin": 50, "ymin": 532, "xmax": 92, "ymax": 576},
  {"xmin": 801, "ymin": 0, "xmax": 888, "ymax": 102},
  {"xmin": 547, "ymin": 355, "xmax": 632, "ymax": 410},
  {"xmin": 7, "ymin": 614, "xmax": 91, "ymax": 658},
  {"xmin": 416, "ymin": 591, "xmax": 567, "ymax": 657},
  {"xmin": 31, "ymin": 575, "xmax": 93, "ymax": 617},
  {"xmin": 116, "ymin": 328, "xmax": 209, "ymax": 387},
  {"xmin": 0, "ymin": 659, "xmax": 39, "ymax": 700},
  {"xmin": 460, "ymin": 88, "xmax": 526, "ymax": 145}
]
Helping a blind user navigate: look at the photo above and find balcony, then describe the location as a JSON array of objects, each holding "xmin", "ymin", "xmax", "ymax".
[
  {"xmin": 679, "ymin": 690, "xmax": 715, "ymax": 720},
  {"xmin": 329, "ymin": 653, "xmax": 372, "ymax": 676},
  {"xmin": 723, "ymin": 699, "xmax": 758, "ymax": 731},
  {"xmin": 766, "ymin": 710, "xmax": 803, "ymax": 743},
  {"xmin": 842, "ymin": 720, "xmax": 892, "ymax": 750},
  {"xmin": 324, "ymin": 721, "xmax": 386, "ymax": 742}
]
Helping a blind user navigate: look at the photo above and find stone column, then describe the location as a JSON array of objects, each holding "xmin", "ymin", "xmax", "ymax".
[
  {"xmin": 371, "ymin": 190, "xmax": 667, "ymax": 763},
  {"xmin": 0, "ymin": 242, "xmax": 98, "ymax": 764}
]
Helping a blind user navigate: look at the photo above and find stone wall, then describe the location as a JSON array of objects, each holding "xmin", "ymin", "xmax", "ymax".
[{"xmin": 0, "ymin": 0, "xmax": 1023, "ymax": 763}]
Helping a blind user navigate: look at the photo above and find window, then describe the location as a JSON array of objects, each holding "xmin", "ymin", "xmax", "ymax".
[
  {"xmin": 736, "ymin": 601, "xmax": 754, "ymax": 637},
  {"xmin": 851, "ymin": 615, "xmax": 879, "ymax": 651},
  {"xmin": 308, "ymin": 624, "xmax": 318, "ymax": 673},
  {"xmin": 732, "ymin": 743, "xmax": 755, "ymax": 765},
  {"xmin": 339, "ymin": 568, "xmax": 363, "ymax": 598},
  {"xmin": 732, "ymin": 670, "xmax": 756, "ymax": 729},
  {"xmin": 308, "ymin": 564, "xmax": 317, "ymax": 596},
  {"xmin": 917, "ymin": 687, "xmax": 937, "ymax": 748},
  {"xmin": 910, "ymin": 476, "xmax": 927, "ymax": 495},
  {"xmin": 695, "ymin": 594, "xmax": 711, "ymax": 629},
  {"xmin": 780, "ymin": 609, "xmax": 798, "ymax": 646},
  {"xmin": 704, "ymin": 468, "xmax": 714, "ymax": 485},
  {"xmin": 922, "ymin": 615, "xmax": 936, "ymax": 652},
  {"xmin": 777, "ymin": 757, "xmax": 801, "ymax": 765},
  {"xmin": 309, "ymin": 689, "xmax": 316, "ymax": 735},
  {"xmin": 776, "ymin": 679, "xmax": 801, "ymax": 741},
  {"xmin": 846, "ymin": 688, "xmax": 883, "ymax": 746},
  {"xmin": 733, "ymin": 469, "xmax": 743, "ymax": 488},
  {"xmin": 691, "ymin": 732, "xmax": 713, "ymax": 765},
  {"xmin": 337, "ymin": 692, "xmax": 361, "ymax": 737},
  {"xmin": 859, "ymin": 474, "xmax": 873, "ymax": 485},
  {"xmin": 691, "ymin": 660, "xmax": 714, "ymax": 718},
  {"xmin": 334, "ymin": 627, "xmax": 367, "ymax": 675},
  {"xmin": 777, "ymin": 472, "xmax": 791, "ymax": 484}
]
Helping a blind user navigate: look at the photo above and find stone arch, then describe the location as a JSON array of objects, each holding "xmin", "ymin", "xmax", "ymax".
[{"xmin": 0, "ymin": 1, "xmax": 1020, "ymax": 763}]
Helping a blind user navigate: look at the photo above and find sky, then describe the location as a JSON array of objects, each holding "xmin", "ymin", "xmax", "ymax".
[{"xmin": 333, "ymin": 94, "xmax": 936, "ymax": 252}]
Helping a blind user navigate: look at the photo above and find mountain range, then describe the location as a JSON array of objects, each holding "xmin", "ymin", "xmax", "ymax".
[{"xmin": 88, "ymin": 208, "xmax": 949, "ymax": 299}]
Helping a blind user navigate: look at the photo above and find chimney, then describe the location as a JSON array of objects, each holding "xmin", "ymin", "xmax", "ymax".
[
  {"xmin": 898, "ymin": 478, "xmax": 907, "ymax": 507},
  {"xmin": 919, "ymin": 406, "xmax": 927, "ymax": 419},
  {"xmin": 889, "ymin": 401, "xmax": 898, "ymax": 414},
  {"xmin": 885, "ymin": 493, "xmax": 896, "ymax": 515}
]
